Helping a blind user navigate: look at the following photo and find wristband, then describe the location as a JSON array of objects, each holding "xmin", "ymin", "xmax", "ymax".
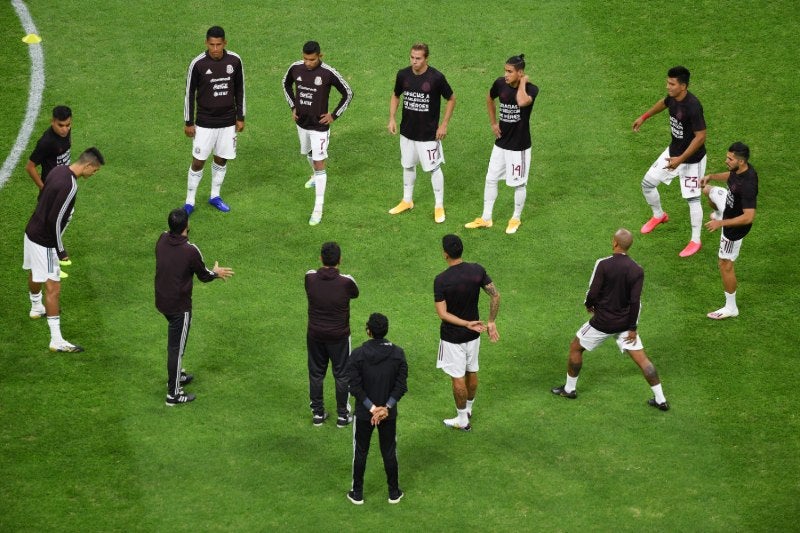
[{"xmin": 639, "ymin": 112, "xmax": 651, "ymax": 122}]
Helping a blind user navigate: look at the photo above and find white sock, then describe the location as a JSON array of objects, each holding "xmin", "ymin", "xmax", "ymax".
[
  {"xmin": 565, "ymin": 374, "xmax": 578, "ymax": 393},
  {"xmin": 641, "ymin": 179, "xmax": 663, "ymax": 218},
  {"xmin": 47, "ymin": 315, "xmax": 64, "ymax": 344},
  {"xmin": 210, "ymin": 162, "xmax": 227, "ymax": 198},
  {"xmin": 186, "ymin": 168, "xmax": 203, "ymax": 205},
  {"xmin": 30, "ymin": 291, "xmax": 43, "ymax": 305},
  {"xmin": 466, "ymin": 398, "xmax": 474, "ymax": 415},
  {"xmin": 512, "ymin": 185, "xmax": 527, "ymax": 219},
  {"xmin": 651, "ymin": 383, "xmax": 666, "ymax": 404},
  {"xmin": 725, "ymin": 291, "xmax": 738, "ymax": 312},
  {"xmin": 688, "ymin": 198, "xmax": 702, "ymax": 242},
  {"xmin": 431, "ymin": 167, "xmax": 444, "ymax": 208},
  {"xmin": 402, "ymin": 167, "xmax": 416, "ymax": 203},
  {"xmin": 457, "ymin": 408, "xmax": 469, "ymax": 426},
  {"xmin": 482, "ymin": 178, "xmax": 498, "ymax": 220},
  {"xmin": 313, "ymin": 170, "xmax": 327, "ymax": 212}
]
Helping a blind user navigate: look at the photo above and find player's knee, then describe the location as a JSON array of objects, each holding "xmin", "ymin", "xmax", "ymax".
[
  {"xmin": 718, "ymin": 258, "xmax": 734, "ymax": 272},
  {"xmin": 641, "ymin": 177, "xmax": 658, "ymax": 191}
]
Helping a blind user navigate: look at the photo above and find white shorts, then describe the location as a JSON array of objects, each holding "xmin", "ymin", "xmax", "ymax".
[
  {"xmin": 719, "ymin": 234, "xmax": 743, "ymax": 261},
  {"xmin": 192, "ymin": 125, "xmax": 237, "ymax": 161},
  {"xmin": 297, "ymin": 126, "xmax": 330, "ymax": 161},
  {"xmin": 644, "ymin": 147, "xmax": 707, "ymax": 199},
  {"xmin": 23, "ymin": 234, "xmax": 60, "ymax": 283},
  {"xmin": 576, "ymin": 322, "xmax": 643, "ymax": 353},
  {"xmin": 400, "ymin": 135, "xmax": 444, "ymax": 172},
  {"xmin": 437, "ymin": 338, "xmax": 480, "ymax": 378},
  {"xmin": 486, "ymin": 145, "xmax": 531, "ymax": 187}
]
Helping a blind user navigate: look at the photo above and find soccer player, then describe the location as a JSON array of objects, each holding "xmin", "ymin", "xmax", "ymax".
[
  {"xmin": 183, "ymin": 26, "xmax": 246, "ymax": 215},
  {"xmin": 701, "ymin": 142, "xmax": 758, "ymax": 320},
  {"xmin": 282, "ymin": 41, "xmax": 353, "ymax": 226},
  {"xmin": 155, "ymin": 208, "xmax": 233, "ymax": 406},
  {"xmin": 23, "ymin": 147, "xmax": 104, "ymax": 352},
  {"xmin": 551, "ymin": 228, "xmax": 669, "ymax": 411},
  {"xmin": 388, "ymin": 43, "xmax": 455, "ymax": 224},
  {"xmin": 633, "ymin": 66, "xmax": 707, "ymax": 257},
  {"xmin": 305, "ymin": 242, "xmax": 359, "ymax": 427},
  {"xmin": 25, "ymin": 105, "xmax": 72, "ymax": 192},
  {"xmin": 346, "ymin": 313, "xmax": 408, "ymax": 505},
  {"xmin": 25, "ymin": 105, "xmax": 75, "ymax": 278},
  {"xmin": 465, "ymin": 54, "xmax": 539, "ymax": 235},
  {"xmin": 434, "ymin": 234, "xmax": 500, "ymax": 431}
]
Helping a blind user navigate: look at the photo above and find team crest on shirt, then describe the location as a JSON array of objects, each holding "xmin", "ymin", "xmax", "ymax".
[
  {"xmin": 226, "ymin": 64, "xmax": 234, "ymax": 74},
  {"xmin": 422, "ymin": 82, "xmax": 431, "ymax": 92},
  {"xmin": 314, "ymin": 76, "xmax": 322, "ymax": 86}
]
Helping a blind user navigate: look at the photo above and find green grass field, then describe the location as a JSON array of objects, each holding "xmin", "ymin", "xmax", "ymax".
[{"xmin": 1, "ymin": 1, "xmax": 799, "ymax": 531}]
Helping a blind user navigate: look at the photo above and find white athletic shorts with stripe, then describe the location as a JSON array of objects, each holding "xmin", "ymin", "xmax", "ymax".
[
  {"xmin": 400, "ymin": 135, "xmax": 444, "ymax": 172},
  {"xmin": 23, "ymin": 234, "xmax": 60, "ymax": 283},
  {"xmin": 576, "ymin": 321, "xmax": 644, "ymax": 353},
  {"xmin": 719, "ymin": 233, "xmax": 743, "ymax": 261},
  {"xmin": 297, "ymin": 126, "xmax": 330, "ymax": 161},
  {"xmin": 486, "ymin": 145, "xmax": 531, "ymax": 187},
  {"xmin": 644, "ymin": 147, "xmax": 707, "ymax": 199},
  {"xmin": 192, "ymin": 125, "xmax": 237, "ymax": 161},
  {"xmin": 437, "ymin": 338, "xmax": 480, "ymax": 378}
]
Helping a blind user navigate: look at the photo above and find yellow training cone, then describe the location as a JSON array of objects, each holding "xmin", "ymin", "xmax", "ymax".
[{"xmin": 22, "ymin": 34, "xmax": 42, "ymax": 44}]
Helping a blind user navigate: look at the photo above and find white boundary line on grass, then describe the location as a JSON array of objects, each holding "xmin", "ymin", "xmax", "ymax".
[{"xmin": 0, "ymin": 0, "xmax": 45, "ymax": 190}]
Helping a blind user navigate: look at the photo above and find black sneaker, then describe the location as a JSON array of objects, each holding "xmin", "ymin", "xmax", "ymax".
[
  {"xmin": 648, "ymin": 398, "xmax": 670, "ymax": 411},
  {"xmin": 347, "ymin": 490, "xmax": 364, "ymax": 505},
  {"xmin": 312, "ymin": 412, "xmax": 329, "ymax": 426},
  {"xmin": 180, "ymin": 371, "xmax": 194, "ymax": 386},
  {"xmin": 551, "ymin": 385, "xmax": 577, "ymax": 399},
  {"xmin": 388, "ymin": 490, "xmax": 404, "ymax": 504},
  {"xmin": 166, "ymin": 392, "xmax": 196, "ymax": 406},
  {"xmin": 337, "ymin": 414, "xmax": 353, "ymax": 428}
]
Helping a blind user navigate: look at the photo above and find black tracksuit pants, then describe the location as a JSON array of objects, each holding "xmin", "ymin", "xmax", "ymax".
[
  {"xmin": 351, "ymin": 417, "xmax": 399, "ymax": 496},
  {"xmin": 307, "ymin": 335, "xmax": 350, "ymax": 417},
  {"xmin": 164, "ymin": 311, "xmax": 191, "ymax": 396}
]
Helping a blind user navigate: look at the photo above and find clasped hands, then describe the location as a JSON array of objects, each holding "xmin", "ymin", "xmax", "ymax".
[{"xmin": 369, "ymin": 405, "xmax": 389, "ymax": 426}]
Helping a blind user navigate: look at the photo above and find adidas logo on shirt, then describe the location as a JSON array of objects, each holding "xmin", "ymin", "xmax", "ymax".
[
  {"xmin": 297, "ymin": 76, "xmax": 302, "ymax": 81},
  {"xmin": 206, "ymin": 69, "xmax": 213, "ymax": 74}
]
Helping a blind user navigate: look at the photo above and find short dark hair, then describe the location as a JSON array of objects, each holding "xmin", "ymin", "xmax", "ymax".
[
  {"xmin": 52, "ymin": 106, "xmax": 72, "ymax": 121},
  {"xmin": 667, "ymin": 66, "xmax": 690, "ymax": 86},
  {"xmin": 303, "ymin": 41, "xmax": 321, "ymax": 55},
  {"xmin": 411, "ymin": 42, "xmax": 429, "ymax": 58},
  {"xmin": 506, "ymin": 54, "xmax": 526, "ymax": 71},
  {"xmin": 77, "ymin": 147, "xmax": 105, "ymax": 166},
  {"xmin": 168, "ymin": 208, "xmax": 189, "ymax": 234},
  {"xmin": 207, "ymin": 26, "xmax": 225, "ymax": 39},
  {"xmin": 366, "ymin": 313, "xmax": 389, "ymax": 339},
  {"xmin": 728, "ymin": 141, "xmax": 750, "ymax": 162},
  {"xmin": 320, "ymin": 241, "xmax": 341, "ymax": 266},
  {"xmin": 442, "ymin": 234, "xmax": 463, "ymax": 259}
]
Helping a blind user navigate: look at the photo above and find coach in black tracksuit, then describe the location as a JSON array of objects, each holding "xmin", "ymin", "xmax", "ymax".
[
  {"xmin": 346, "ymin": 313, "xmax": 408, "ymax": 505},
  {"xmin": 155, "ymin": 208, "xmax": 233, "ymax": 406}
]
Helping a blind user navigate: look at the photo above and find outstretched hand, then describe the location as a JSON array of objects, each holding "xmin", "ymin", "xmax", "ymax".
[{"xmin": 213, "ymin": 261, "xmax": 234, "ymax": 280}]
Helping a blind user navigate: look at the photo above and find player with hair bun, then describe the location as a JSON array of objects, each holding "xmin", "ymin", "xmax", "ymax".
[{"xmin": 465, "ymin": 54, "xmax": 539, "ymax": 234}]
